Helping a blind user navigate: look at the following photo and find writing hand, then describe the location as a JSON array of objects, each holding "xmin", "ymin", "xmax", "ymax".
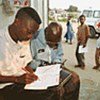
[
  {"xmin": 16, "ymin": 73, "xmax": 38, "ymax": 84},
  {"xmin": 25, "ymin": 66, "xmax": 34, "ymax": 73}
]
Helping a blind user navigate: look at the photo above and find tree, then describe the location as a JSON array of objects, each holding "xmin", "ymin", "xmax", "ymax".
[{"xmin": 67, "ymin": 5, "xmax": 78, "ymax": 12}]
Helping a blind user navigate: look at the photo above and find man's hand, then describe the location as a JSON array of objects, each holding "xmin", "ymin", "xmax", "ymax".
[
  {"xmin": 16, "ymin": 73, "xmax": 38, "ymax": 84},
  {"xmin": 83, "ymin": 44, "xmax": 86, "ymax": 48},
  {"xmin": 25, "ymin": 66, "xmax": 34, "ymax": 73}
]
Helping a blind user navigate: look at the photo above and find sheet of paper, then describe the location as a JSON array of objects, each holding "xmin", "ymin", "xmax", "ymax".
[
  {"xmin": 78, "ymin": 45, "xmax": 88, "ymax": 53},
  {"xmin": 24, "ymin": 64, "xmax": 61, "ymax": 90}
]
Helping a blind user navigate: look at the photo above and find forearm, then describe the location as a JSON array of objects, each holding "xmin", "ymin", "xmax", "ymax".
[
  {"xmin": 0, "ymin": 75, "xmax": 17, "ymax": 83},
  {"xmin": 85, "ymin": 36, "xmax": 89, "ymax": 45},
  {"xmin": 53, "ymin": 56, "xmax": 63, "ymax": 63}
]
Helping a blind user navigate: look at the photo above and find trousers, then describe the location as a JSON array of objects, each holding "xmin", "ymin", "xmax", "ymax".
[{"xmin": 0, "ymin": 69, "xmax": 80, "ymax": 100}]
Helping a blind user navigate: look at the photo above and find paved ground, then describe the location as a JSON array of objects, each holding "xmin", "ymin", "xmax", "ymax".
[{"xmin": 59, "ymin": 22, "xmax": 100, "ymax": 100}]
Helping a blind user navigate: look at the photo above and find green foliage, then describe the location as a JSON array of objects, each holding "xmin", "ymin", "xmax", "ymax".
[{"xmin": 58, "ymin": 18, "xmax": 67, "ymax": 22}]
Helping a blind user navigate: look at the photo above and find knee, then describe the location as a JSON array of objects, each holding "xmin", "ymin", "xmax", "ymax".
[
  {"xmin": 0, "ymin": 95, "xmax": 4, "ymax": 100},
  {"xmin": 64, "ymin": 72, "xmax": 80, "ymax": 93},
  {"xmin": 71, "ymin": 72, "xmax": 80, "ymax": 85}
]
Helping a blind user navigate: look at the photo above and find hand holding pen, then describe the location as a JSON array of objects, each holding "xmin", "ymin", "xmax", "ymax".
[{"xmin": 15, "ymin": 67, "xmax": 39, "ymax": 84}]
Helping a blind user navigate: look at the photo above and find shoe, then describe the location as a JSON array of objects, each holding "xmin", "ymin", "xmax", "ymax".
[
  {"xmin": 65, "ymin": 40, "xmax": 68, "ymax": 42},
  {"xmin": 75, "ymin": 65, "xmax": 85, "ymax": 70},
  {"xmin": 69, "ymin": 42, "xmax": 72, "ymax": 45},
  {"xmin": 80, "ymin": 66, "xmax": 85, "ymax": 70},
  {"xmin": 93, "ymin": 66, "xmax": 99, "ymax": 70},
  {"xmin": 75, "ymin": 65, "xmax": 81, "ymax": 68}
]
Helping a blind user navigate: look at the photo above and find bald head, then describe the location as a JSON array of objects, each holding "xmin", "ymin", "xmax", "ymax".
[
  {"xmin": 45, "ymin": 22, "xmax": 62, "ymax": 48},
  {"xmin": 45, "ymin": 22, "xmax": 62, "ymax": 42}
]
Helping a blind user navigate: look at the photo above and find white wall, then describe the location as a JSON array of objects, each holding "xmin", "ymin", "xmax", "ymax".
[
  {"xmin": 31, "ymin": 0, "xmax": 49, "ymax": 28},
  {"xmin": 0, "ymin": 0, "xmax": 49, "ymax": 29},
  {"xmin": 0, "ymin": 0, "xmax": 17, "ymax": 29}
]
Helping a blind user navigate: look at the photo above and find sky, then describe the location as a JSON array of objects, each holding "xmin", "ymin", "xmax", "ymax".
[{"xmin": 49, "ymin": 0, "xmax": 100, "ymax": 11}]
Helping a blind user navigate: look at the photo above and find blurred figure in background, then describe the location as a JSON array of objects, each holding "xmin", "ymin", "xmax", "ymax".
[
  {"xmin": 64, "ymin": 16, "xmax": 74, "ymax": 44},
  {"xmin": 75, "ymin": 15, "xmax": 90, "ymax": 70},
  {"xmin": 93, "ymin": 35, "xmax": 100, "ymax": 70}
]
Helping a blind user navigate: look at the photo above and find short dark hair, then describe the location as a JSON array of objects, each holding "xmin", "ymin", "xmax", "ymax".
[
  {"xmin": 79, "ymin": 14, "xmax": 86, "ymax": 19},
  {"xmin": 15, "ymin": 7, "xmax": 41, "ymax": 24}
]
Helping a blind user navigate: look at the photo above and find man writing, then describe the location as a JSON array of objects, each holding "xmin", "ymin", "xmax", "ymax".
[{"xmin": 0, "ymin": 7, "xmax": 41, "ymax": 100}]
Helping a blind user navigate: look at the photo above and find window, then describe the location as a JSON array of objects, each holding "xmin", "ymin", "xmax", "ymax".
[
  {"xmin": 82, "ymin": 10, "xmax": 93, "ymax": 17},
  {"xmin": 93, "ymin": 10, "xmax": 100, "ymax": 18}
]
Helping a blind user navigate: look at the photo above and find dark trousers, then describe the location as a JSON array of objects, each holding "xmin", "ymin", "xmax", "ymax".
[
  {"xmin": 0, "ymin": 69, "xmax": 80, "ymax": 100},
  {"xmin": 76, "ymin": 43, "xmax": 85, "ymax": 66},
  {"xmin": 95, "ymin": 48, "xmax": 100, "ymax": 67}
]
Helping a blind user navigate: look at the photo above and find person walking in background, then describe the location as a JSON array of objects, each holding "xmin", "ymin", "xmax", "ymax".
[
  {"xmin": 75, "ymin": 15, "xmax": 90, "ymax": 70},
  {"xmin": 64, "ymin": 16, "xmax": 74, "ymax": 44},
  {"xmin": 93, "ymin": 35, "xmax": 100, "ymax": 70}
]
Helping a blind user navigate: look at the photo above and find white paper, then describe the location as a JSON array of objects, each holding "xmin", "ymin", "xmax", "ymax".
[
  {"xmin": 24, "ymin": 64, "xmax": 61, "ymax": 90},
  {"xmin": 37, "ymin": 45, "xmax": 51, "ymax": 63},
  {"xmin": 78, "ymin": 45, "xmax": 88, "ymax": 53}
]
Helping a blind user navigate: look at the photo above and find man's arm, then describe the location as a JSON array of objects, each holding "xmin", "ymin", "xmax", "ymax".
[
  {"xmin": 84, "ymin": 25, "xmax": 90, "ymax": 47},
  {"xmin": 29, "ymin": 39, "xmax": 39, "ymax": 69},
  {"xmin": 0, "ymin": 72, "xmax": 38, "ymax": 84}
]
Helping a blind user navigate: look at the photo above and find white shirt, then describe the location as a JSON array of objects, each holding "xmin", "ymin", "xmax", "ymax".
[{"xmin": 0, "ymin": 28, "xmax": 32, "ymax": 88}]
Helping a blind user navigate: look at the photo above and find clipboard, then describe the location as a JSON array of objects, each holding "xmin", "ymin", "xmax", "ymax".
[
  {"xmin": 48, "ymin": 68, "xmax": 72, "ymax": 90},
  {"xmin": 59, "ymin": 69, "xmax": 72, "ymax": 87}
]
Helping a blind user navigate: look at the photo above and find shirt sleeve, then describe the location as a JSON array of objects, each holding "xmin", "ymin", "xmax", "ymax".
[{"xmin": 29, "ymin": 39, "xmax": 39, "ymax": 70}]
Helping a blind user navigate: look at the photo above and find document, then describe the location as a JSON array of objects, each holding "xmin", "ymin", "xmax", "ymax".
[
  {"xmin": 78, "ymin": 45, "xmax": 88, "ymax": 53},
  {"xmin": 24, "ymin": 64, "xmax": 61, "ymax": 90}
]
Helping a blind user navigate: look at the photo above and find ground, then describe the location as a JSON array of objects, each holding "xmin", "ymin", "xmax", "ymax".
[{"xmin": 59, "ymin": 22, "xmax": 100, "ymax": 100}]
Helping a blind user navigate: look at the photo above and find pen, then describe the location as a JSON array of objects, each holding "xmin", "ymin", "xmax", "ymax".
[
  {"xmin": 60, "ymin": 59, "xmax": 67, "ymax": 68},
  {"xmin": 22, "ymin": 68, "xmax": 40, "ymax": 81}
]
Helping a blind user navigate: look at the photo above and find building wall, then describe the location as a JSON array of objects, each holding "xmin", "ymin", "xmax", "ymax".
[
  {"xmin": 0, "ymin": 0, "xmax": 49, "ymax": 29},
  {"xmin": 31, "ymin": 0, "xmax": 49, "ymax": 28}
]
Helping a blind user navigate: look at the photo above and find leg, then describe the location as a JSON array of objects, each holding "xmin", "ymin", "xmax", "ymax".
[
  {"xmin": 69, "ymin": 33, "xmax": 73, "ymax": 44},
  {"xmin": 95, "ymin": 48, "xmax": 100, "ymax": 67},
  {"xmin": 79, "ymin": 53, "xmax": 85, "ymax": 67},
  {"xmin": 48, "ymin": 69, "xmax": 80, "ymax": 100},
  {"xmin": 75, "ymin": 43, "xmax": 81, "ymax": 66},
  {"xmin": 0, "ymin": 84, "xmax": 25, "ymax": 100},
  {"xmin": 93, "ymin": 48, "xmax": 100, "ymax": 69},
  {"xmin": 1, "ymin": 84, "xmax": 56, "ymax": 100},
  {"xmin": 60, "ymin": 69, "xmax": 80, "ymax": 100},
  {"xmin": 75, "ymin": 43, "xmax": 85, "ymax": 69}
]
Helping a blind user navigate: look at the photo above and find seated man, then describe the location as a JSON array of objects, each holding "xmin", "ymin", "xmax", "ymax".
[
  {"xmin": 30, "ymin": 22, "xmax": 80, "ymax": 100},
  {"xmin": 0, "ymin": 7, "xmax": 42, "ymax": 100}
]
